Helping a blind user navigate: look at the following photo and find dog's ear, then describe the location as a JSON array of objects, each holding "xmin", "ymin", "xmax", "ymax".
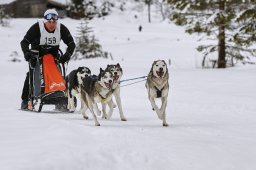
[
  {"xmin": 77, "ymin": 67, "xmax": 83, "ymax": 71},
  {"xmin": 98, "ymin": 68, "xmax": 104, "ymax": 81},
  {"xmin": 148, "ymin": 61, "xmax": 155, "ymax": 78},
  {"xmin": 100, "ymin": 67, "xmax": 104, "ymax": 73},
  {"xmin": 165, "ymin": 67, "xmax": 169, "ymax": 80},
  {"xmin": 162, "ymin": 60, "xmax": 167, "ymax": 66},
  {"xmin": 150, "ymin": 61, "xmax": 156, "ymax": 71},
  {"xmin": 118, "ymin": 63, "xmax": 123, "ymax": 73},
  {"xmin": 87, "ymin": 67, "xmax": 91, "ymax": 74},
  {"xmin": 74, "ymin": 67, "xmax": 80, "ymax": 74},
  {"xmin": 162, "ymin": 60, "xmax": 169, "ymax": 79}
]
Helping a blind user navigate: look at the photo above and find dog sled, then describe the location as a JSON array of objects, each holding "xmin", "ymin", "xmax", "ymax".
[{"xmin": 27, "ymin": 48, "xmax": 67, "ymax": 112}]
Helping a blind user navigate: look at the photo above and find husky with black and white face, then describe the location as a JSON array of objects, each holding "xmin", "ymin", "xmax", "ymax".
[
  {"xmin": 80, "ymin": 68, "xmax": 114, "ymax": 126},
  {"xmin": 66, "ymin": 67, "xmax": 91, "ymax": 112},
  {"xmin": 146, "ymin": 60, "xmax": 169, "ymax": 126},
  {"xmin": 100, "ymin": 63, "xmax": 127, "ymax": 121}
]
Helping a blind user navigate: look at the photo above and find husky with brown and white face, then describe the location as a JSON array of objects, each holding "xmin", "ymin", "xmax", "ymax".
[
  {"xmin": 80, "ymin": 68, "xmax": 114, "ymax": 126},
  {"xmin": 101, "ymin": 63, "xmax": 127, "ymax": 121},
  {"xmin": 145, "ymin": 60, "xmax": 169, "ymax": 126}
]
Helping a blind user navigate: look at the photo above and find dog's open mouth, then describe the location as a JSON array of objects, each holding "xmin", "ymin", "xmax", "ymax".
[
  {"xmin": 156, "ymin": 71, "xmax": 164, "ymax": 78},
  {"xmin": 104, "ymin": 82, "xmax": 112, "ymax": 89},
  {"xmin": 113, "ymin": 75, "xmax": 119, "ymax": 81}
]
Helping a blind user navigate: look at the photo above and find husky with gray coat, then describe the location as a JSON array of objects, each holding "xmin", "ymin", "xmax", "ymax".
[
  {"xmin": 80, "ymin": 68, "xmax": 114, "ymax": 126},
  {"xmin": 66, "ymin": 67, "xmax": 91, "ymax": 112},
  {"xmin": 145, "ymin": 60, "xmax": 169, "ymax": 126},
  {"xmin": 101, "ymin": 63, "xmax": 127, "ymax": 121}
]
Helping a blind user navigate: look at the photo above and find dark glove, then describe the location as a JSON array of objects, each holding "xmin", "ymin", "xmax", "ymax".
[
  {"xmin": 59, "ymin": 53, "xmax": 71, "ymax": 64},
  {"xmin": 25, "ymin": 50, "xmax": 39, "ymax": 61},
  {"xmin": 29, "ymin": 57, "xmax": 37, "ymax": 68},
  {"xmin": 24, "ymin": 51, "xmax": 34, "ymax": 61}
]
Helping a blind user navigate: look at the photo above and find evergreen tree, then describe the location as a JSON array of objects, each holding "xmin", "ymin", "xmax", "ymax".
[
  {"xmin": 233, "ymin": 6, "xmax": 256, "ymax": 65},
  {"xmin": 73, "ymin": 20, "xmax": 110, "ymax": 60},
  {"xmin": 68, "ymin": 0, "xmax": 86, "ymax": 19},
  {"xmin": 168, "ymin": 0, "xmax": 256, "ymax": 68},
  {"xmin": 67, "ymin": 0, "xmax": 97, "ymax": 19},
  {"xmin": 98, "ymin": 1, "xmax": 114, "ymax": 17},
  {"xmin": 235, "ymin": 7, "xmax": 256, "ymax": 46}
]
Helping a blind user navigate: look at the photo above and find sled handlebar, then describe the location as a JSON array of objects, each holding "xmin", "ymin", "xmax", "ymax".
[{"xmin": 29, "ymin": 47, "xmax": 63, "ymax": 59}]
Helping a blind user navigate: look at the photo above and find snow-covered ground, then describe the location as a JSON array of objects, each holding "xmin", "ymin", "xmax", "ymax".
[{"xmin": 1, "ymin": 6, "xmax": 256, "ymax": 170}]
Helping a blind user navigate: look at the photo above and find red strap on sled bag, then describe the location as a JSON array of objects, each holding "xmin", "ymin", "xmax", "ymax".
[{"xmin": 43, "ymin": 54, "xmax": 66, "ymax": 93}]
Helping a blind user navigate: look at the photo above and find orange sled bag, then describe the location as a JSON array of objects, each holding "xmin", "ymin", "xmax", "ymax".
[{"xmin": 43, "ymin": 54, "xmax": 66, "ymax": 93}]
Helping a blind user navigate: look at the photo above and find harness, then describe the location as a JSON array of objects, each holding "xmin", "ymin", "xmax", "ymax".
[
  {"xmin": 95, "ymin": 82, "xmax": 113, "ymax": 103},
  {"xmin": 154, "ymin": 86, "xmax": 164, "ymax": 98},
  {"xmin": 150, "ymin": 75, "xmax": 168, "ymax": 98},
  {"xmin": 98, "ymin": 90, "xmax": 113, "ymax": 103}
]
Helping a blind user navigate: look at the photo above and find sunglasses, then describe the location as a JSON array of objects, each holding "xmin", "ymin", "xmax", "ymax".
[{"xmin": 44, "ymin": 13, "xmax": 59, "ymax": 21}]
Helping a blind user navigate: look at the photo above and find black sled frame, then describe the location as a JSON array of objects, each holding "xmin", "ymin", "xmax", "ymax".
[{"xmin": 28, "ymin": 50, "xmax": 67, "ymax": 112}]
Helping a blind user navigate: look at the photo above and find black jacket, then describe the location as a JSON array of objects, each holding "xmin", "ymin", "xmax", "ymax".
[{"xmin": 20, "ymin": 22, "xmax": 75, "ymax": 60}]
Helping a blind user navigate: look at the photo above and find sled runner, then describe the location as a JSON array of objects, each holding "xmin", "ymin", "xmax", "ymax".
[{"xmin": 28, "ymin": 49, "xmax": 67, "ymax": 112}]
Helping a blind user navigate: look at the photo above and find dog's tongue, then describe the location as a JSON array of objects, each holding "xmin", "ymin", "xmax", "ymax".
[
  {"xmin": 104, "ymin": 82, "xmax": 111, "ymax": 89},
  {"xmin": 156, "ymin": 71, "xmax": 164, "ymax": 78},
  {"xmin": 113, "ymin": 75, "xmax": 119, "ymax": 81}
]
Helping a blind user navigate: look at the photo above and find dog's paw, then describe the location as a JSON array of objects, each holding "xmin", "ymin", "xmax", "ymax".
[
  {"xmin": 83, "ymin": 115, "xmax": 89, "ymax": 119},
  {"xmin": 163, "ymin": 122, "xmax": 169, "ymax": 127},
  {"xmin": 121, "ymin": 117, "xmax": 127, "ymax": 121},
  {"xmin": 102, "ymin": 114, "xmax": 107, "ymax": 119},
  {"xmin": 95, "ymin": 123, "xmax": 101, "ymax": 126}
]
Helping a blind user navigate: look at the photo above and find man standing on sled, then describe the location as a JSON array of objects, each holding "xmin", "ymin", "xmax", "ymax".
[{"xmin": 20, "ymin": 9, "xmax": 75, "ymax": 110}]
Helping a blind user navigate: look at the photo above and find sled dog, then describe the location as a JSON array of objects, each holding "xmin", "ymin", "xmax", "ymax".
[
  {"xmin": 101, "ymin": 63, "xmax": 126, "ymax": 121},
  {"xmin": 66, "ymin": 67, "xmax": 91, "ymax": 112},
  {"xmin": 80, "ymin": 68, "xmax": 113, "ymax": 126},
  {"xmin": 145, "ymin": 60, "xmax": 169, "ymax": 126}
]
